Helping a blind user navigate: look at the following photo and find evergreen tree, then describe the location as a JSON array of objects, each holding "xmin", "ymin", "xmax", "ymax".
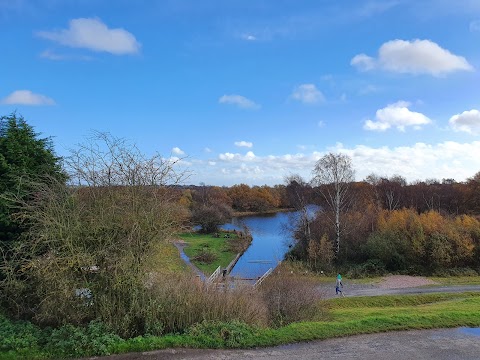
[{"xmin": 0, "ymin": 113, "xmax": 65, "ymax": 245}]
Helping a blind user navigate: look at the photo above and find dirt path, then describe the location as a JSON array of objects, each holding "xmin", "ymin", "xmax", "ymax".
[{"xmin": 172, "ymin": 241, "xmax": 206, "ymax": 281}]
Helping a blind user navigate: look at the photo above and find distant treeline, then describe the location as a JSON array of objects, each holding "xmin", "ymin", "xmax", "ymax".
[
  {"xmin": 287, "ymin": 173, "xmax": 480, "ymax": 275},
  {"xmin": 171, "ymin": 173, "xmax": 480, "ymax": 215}
]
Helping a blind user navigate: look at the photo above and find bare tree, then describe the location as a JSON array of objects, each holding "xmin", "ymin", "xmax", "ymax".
[
  {"xmin": 285, "ymin": 174, "xmax": 312, "ymax": 245},
  {"xmin": 66, "ymin": 131, "xmax": 188, "ymax": 187},
  {"xmin": 311, "ymin": 153, "xmax": 355, "ymax": 255}
]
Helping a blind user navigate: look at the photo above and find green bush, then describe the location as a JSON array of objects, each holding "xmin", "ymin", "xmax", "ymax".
[
  {"xmin": 346, "ymin": 259, "xmax": 387, "ymax": 278},
  {"xmin": 44, "ymin": 321, "xmax": 122, "ymax": 358},
  {"xmin": 0, "ymin": 314, "xmax": 42, "ymax": 353},
  {"xmin": 431, "ymin": 267, "xmax": 479, "ymax": 277},
  {"xmin": 187, "ymin": 320, "xmax": 257, "ymax": 348}
]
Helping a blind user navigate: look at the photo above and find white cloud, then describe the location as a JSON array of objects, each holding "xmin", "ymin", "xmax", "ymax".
[
  {"xmin": 344, "ymin": 141, "xmax": 480, "ymax": 182},
  {"xmin": 219, "ymin": 151, "xmax": 256, "ymax": 161},
  {"xmin": 291, "ymin": 84, "xmax": 325, "ymax": 104},
  {"xmin": 351, "ymin": 39, "xmax": 473, "ymax": 76},
  {"xmin": 196, "ymin": 140, "xmax": 480, "ymax": 186},
  {"xmin": 240, "ymin": 33, "xmax": 257, "ymax": 41},
  {"xmin": 318, "ymin": 120, "xmax": 325, "ymax": 128},
  {"xmin": 219, "ymin": 152, "xmax": 236, "ymax": 161},
  {"xmin": 364, "ymin": 101, "xmax": 432, "ymax": 132},
  {"xmin": 234, "ymin": 141, "xmax": 253, "ymax": 148},
  {"xmin": 172, "ymin": 147, "xmax": 185, "ymax": 155},
  {"xmin": 449, "ymin": 109, "xmax": 480, "ymax": 134},
  {"xmin": 36, "ymin": 17, "xmax": 141, "ymax": 55},
  {"xmin": 470, "ymin": 20, "xmax": 480, "ymax": 32},
  {"xmin": 218, "ymin": 94, "xmax": 260, "ymax": 109},
  {"xmin": 351, "ymin": 54, "xmax": 376, "ymax": 71},
  {"xmin": 204, "ymin": 147, "xmax": 212, "ymax": 153},
  {"xmin": 1, "ymin": 90, "xmax": 55, "ymax": 105}
]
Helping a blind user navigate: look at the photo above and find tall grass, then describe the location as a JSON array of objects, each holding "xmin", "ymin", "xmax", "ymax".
[{"xmin": 143, "ymin": 274, "xmax": 269, "ymax": 334}]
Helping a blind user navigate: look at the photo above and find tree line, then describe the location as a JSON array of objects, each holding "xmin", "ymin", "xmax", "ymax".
[{"xmin": 287, "ymin": 153, "xmax": 480, "ymax": 275}]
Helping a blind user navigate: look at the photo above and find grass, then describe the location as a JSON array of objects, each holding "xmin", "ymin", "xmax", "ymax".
[
  {"xmin": 178, "ymin": 231, "xmax": 240, "ymax": 275},
  {"xmin": 148, "ymin": 241, "xmax": 188, "ymax": 274},
  {"xmin": 2, "ymin": 292, "xmax": 480, "ymax": 359},
  {"xmin": 428, "ymin": 276, "xmax": 480, "ymax": 286},
  {"xmin": 108, "ymin": 291, "xmax": 480, "ymax": 351}
]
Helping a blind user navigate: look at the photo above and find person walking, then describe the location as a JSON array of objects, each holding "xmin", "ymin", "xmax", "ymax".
[{"xmin": 336, "ymin": 273, "xmax": 344, "ymax": 297}]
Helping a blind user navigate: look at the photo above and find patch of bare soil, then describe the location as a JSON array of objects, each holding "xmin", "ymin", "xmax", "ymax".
[{"xmin": 378, "ymin": 275, "xmax": 437, "ymax": 289}]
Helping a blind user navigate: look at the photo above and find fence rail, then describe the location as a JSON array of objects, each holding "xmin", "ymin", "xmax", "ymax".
[
  {"xmin": 253, "ymin": 268, "xmax": 273, "ymax": 288},
  {"xmin": 207, "ymin": 266, "xmax": 221, "ymax": 284}
]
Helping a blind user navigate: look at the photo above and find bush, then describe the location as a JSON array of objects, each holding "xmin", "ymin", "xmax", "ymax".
[
  {"xmin": 431, "ymin": 267, "xmax": 479, "ymax": 277},
  {"xmin": 0, "ymin": 314, "xmax": 42, "ymax": 353},
  {"xmin": 192, "ymin": 249, "xmax": 217, "ymax": 264},
  {"xmin": 44, "ymin": 321, "xmax": 122, "ymax": 358},
  {"xmin": 259, "ymin": 273, "xmax": 324, "ymax": 327},
  {"xmin": 187, "ymin": 320, "xmax": 257, "ymax": 348},
  {"xmin": 346, "ymin": 259, "xmax": 387, "ymax": 278}
]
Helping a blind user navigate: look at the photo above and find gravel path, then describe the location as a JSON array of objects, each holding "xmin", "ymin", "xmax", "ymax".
[
  {"xmin": 377, "ymin": 275, "xmax": 437, "ymax": 289},
  {"xmin": 321, "ymin": 275, "xmax": 480, "ymax": 298},
  {"xmin": 92, "ymin": 328, "xmax": 480, "ymax": 360}
]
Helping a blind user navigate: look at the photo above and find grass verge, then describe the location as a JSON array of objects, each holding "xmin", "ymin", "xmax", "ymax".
[
  {"xmin": 428, "ymin": 276, "xmax": 480, "ymax": 286},
  {"xmin": 2, "ymin": 292, "xmax": 480, "ymax": 359},
  {"xmin": 111, "ymin": 292, "xmax": 480, "ymax": 353}
]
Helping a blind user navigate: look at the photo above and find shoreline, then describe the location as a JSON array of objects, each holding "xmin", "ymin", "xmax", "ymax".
[{"xmin": 232, "ymin": 207, "xmax": 294, "ymax": 217}]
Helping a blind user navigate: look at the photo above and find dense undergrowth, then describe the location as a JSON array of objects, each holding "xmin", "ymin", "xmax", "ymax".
[{"xmin": 2, "ymin": 292, "xmax": 480, "ymax": 359}]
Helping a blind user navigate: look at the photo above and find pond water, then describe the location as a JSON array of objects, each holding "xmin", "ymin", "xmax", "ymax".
[{"xmin": 221, "ymin": 207, "xmax": 317, "ymax": 279}]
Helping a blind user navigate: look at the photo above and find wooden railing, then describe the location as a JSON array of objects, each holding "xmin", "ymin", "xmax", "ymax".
[
  {"xmin": 207, "ymin": 266, "xmax": 221, "ymax": 284},
  {"xmin": 253, "ymin": 268, "xmax": 273, "ymax": 288}
]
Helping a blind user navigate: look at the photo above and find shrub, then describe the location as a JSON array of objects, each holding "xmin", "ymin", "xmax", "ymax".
[
  {"xmin": 0, "ymin": 314, "xmax": 42, "ymax": 353},
  {"xmin": 259, "ymin": 272, "xmax": 324, "ymax": 327},
  {"xmin": 192, "ymin": 249, "xmax": 217, "ymax": 264},
  {"xmin": 44, "ymin": 321, "xmax": 122, "ymax": 358},
  {"xmin": 346, "ymin": 259, "xmax": 386, "ymax": 278},
  {"xmin": 187, "ymin": 320, "xmax": 257, "ymax": 348}
]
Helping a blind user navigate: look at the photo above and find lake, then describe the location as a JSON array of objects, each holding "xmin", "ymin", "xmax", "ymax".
[{"xmin": 221, "ymin": 208, "xmax": 316, "ymax": 279}]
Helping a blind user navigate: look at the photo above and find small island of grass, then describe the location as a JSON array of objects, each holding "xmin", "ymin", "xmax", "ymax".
[{"xmin": 178, "ymin": 230, "xmax": 251, "ymax": 275}]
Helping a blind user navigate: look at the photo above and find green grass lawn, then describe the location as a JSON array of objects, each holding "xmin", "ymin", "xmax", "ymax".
[
  {"xmin": 178, "ymin": 231, "xmax": 239, "ymax": 275},
  {"xmin": 148, "ymin": 241, "xmax": 188, "ymax": 274}
]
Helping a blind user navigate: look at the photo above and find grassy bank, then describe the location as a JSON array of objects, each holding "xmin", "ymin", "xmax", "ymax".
[
  {"xmin": 178, "ymin": 231, "xmax": 249, "ymax": 275},
  {"xmin": 105, "ymin": 292, "xmax": 480, "ymax": 349},
  {"xmin": 3, "ymin": 292, "xmax": 479, "ymax": 359}
]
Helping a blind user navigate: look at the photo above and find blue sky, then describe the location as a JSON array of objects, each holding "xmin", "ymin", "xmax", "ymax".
[{"xmin": 1, "ymin": 0, "xmax": 480, "ymax": 185}]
